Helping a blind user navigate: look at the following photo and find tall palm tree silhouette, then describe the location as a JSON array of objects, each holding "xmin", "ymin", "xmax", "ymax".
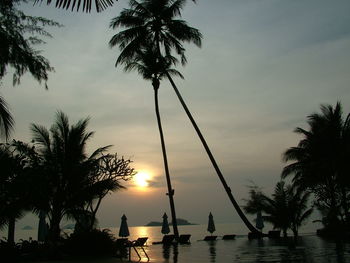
[
  {"xmin": 109, "ymin": 0, "xmax": 261, "ymax": 235},
  {"xmin": 118, "ymin": 47, "xmax": 184, "ymax": 237},
  {"xmin": 282, "ymin": 102, "xmax": 350, "ymax": 227},
  {"xmin": 110, "ymin": 0, "xmax": 201, "ymax": 238}
]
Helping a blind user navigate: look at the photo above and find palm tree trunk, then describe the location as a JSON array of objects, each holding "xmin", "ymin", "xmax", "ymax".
[
  {"xmin": 153, "ymin": 81, "xmax": 179, "ymax": 238},
  {"xmin": 166, "ymin": 73, "xmax": 261, "ymax": 235},
  {"xmin": 7, "ymin": 217, "xmax": 15, "ymax": 244}
]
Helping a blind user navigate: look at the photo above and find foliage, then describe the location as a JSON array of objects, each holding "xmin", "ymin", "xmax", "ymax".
[
  {"xmin": 109, "ymin": 0, "xmax": 202, "ymax": 238},
  {"xmin": 244, "ymin": 181, "xmax": 313, "ymax": 237},
  {"xmin": 0, "ymin": 0, "xmax": 61, "ymax": 88},
  {"xmin": 29, "ymin": 111, "xmax": 134, "ymax": 242},
  {"xmin": 282, "ymin": 102, "xmax": 350, "ymax": 230},
  {"xmin": 34, "ymin": 0, "xmax": 115, "ymax": 13},
  {"xmin": 63, "ymin": 229, "xmax": 116, "ymax": 256},
  {"xmin": 0, "ymin": 140, "xmax": 37, "ymax": 242},
  {"xmin": 0, "ymin": 95, "xmax": 14, "ymax": 140},
  {"xmin": 109, "ymin": 0, "xmax": 202, "ymax": 70}
]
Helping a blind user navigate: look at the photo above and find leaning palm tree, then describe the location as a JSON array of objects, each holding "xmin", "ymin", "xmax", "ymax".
[{"xmin": 110, "ymin": 0, "xmax": 261, "ymax": 235}]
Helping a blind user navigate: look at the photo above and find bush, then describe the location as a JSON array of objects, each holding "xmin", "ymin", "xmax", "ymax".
[{"xmin": 63, "ymin": 229, "xmax": 116, "ymax": 256}]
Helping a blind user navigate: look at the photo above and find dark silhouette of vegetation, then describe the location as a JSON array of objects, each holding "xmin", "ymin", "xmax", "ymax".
[
  {"xmin": 0, "ymin": 111, "xmax": 135, "ymax": 256},
  {"xmin": 282, "ymin": 102, "xmax": 350, "ymax": 236},
  {"xmin": 28, "ymin": 111, "xmax": 134, "ymax": 242},
  {"xmin": 0, "ymin": 95, "xmax": 14, "ymax": 140},
  {"xmin": 33, "ymin": 0, "xmax": 196, "ymax": 12},
  {"xmin": 0, "ymin": 0, "xmax": 61, "ymax": 140},
  {"xmin": 64, "ymin": 229, "xmax": 116, "ymax": 256},
  {"xmin": 34, "ymin": 0, "xmax": 115, "ymax": 12},
  {"xmin": 0, "ymin": 140, "xmax": 37, "ymax": 244},
  {"xmin": 109, "ymin": 0, "xmax": 261, "ymax": 235},
  {"xmin": 244, "ymin": 181, "xmax": 313, "ymax": 237},
  {"xmin": 109, "ymin": 0, "xmax": 201, "ymax": 238}
]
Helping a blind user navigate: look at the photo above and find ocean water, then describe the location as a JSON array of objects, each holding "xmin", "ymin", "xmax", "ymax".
[{"xmin": 2, "ymin": 223, "xmax": 350, "ymax": 262}]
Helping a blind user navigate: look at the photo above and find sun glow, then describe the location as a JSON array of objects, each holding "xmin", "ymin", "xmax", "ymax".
[{"xmin": 134, "ymin": 171, "xmax": 151, "ymax": 189}]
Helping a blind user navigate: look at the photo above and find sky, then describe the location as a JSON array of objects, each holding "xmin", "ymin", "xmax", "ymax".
[{"xmin": 1, "ymin": 0, "xmax": 350, "ymax": 231}]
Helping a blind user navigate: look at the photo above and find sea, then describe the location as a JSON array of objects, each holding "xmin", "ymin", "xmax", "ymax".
[{"xmin": 2, "ymin": 223, "xmax": 350, "ymax": 262}]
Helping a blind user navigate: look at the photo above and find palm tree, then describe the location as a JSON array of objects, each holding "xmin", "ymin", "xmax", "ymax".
[
  {"xmin": 244, "ymin": 181, "xmax": 313, "ymax": 238},
  {"xmin": 282, "ymin": 102, "xmax": 350, "ymax": 229},
  {"xmin": 0, "ymin": 95, "xmax": 14, "ymax": 141},
  {"xmin": 118, "ymin": 46, "xmax": 184, "ymax": 237},
  {"xmin": 30, "ymin": 111, "xmax": 112, "ymax": 242},
  {"xmin": 288, "ymin": 187, "xmax": 313, "ymax": 237},
  {"xmin": 109, "ymin": 0, "xmax": 261, "ymax": 234},
  {"xmin": 0, "ymin": 142, "xmax": 34, "ymax": 244},
  {"xmin": 110, "ymin": 0, "xmax": 202, "ymax": 237}
]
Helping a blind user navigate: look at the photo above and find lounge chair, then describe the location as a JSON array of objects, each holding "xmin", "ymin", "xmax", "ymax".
[
  {"xmin": 129, "ymin": 237, "xmax": 149, "ymax": 261},
  {"xmin": 222, "ymin": 234, "xmax": 236, "ymax": 240},
  {"xmin": 204, "ymin": 236, "xmax": 217, "ymax": 241},
  {"xmin": 178, "ymin": 234, "xmax": 191, "ymax": 244},
  {"xmin": 152, "ymin": 234, "xmax": 175, "ymax": 245}
]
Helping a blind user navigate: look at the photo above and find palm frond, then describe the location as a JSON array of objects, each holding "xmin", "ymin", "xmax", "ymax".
[
  {"xmin": 33, "ymin": 0, "xmax": 116, "ymax": 13},
  {"xmin": 0, "ymin": 95, "xmax": 14, "ymax": 141}
]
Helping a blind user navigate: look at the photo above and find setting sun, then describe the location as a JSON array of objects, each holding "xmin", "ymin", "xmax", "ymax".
[{"xmin": 134, "ymin": 171, "xmax": 151, "ymax": 188}]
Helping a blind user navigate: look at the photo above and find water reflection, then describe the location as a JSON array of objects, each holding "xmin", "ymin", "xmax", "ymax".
[
  {"xmin": 207, "ymin": 241, "xmax": 216, "ymax": 263},
  {"xmin": 162, "ymin": 244, "xmax": 178, "ymax": 263}
]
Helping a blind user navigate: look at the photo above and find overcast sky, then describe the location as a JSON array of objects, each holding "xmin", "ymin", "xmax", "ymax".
[{"xmin": 2, "ymin": 0, "xmax": 350, "ymax": 230}]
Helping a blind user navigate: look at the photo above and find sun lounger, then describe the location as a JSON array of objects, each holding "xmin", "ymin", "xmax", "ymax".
[
  {"xmin": 129, "ymin": 237, "xmax": 149, "ymax": 261},
  {"xmin": 222, "ymin": 234, "xmax": 236, "ymax": 240},
  {"xmin": 178, "ymin": 234, "xmax": 191, "ymax": 244},
  {"xmin": 204, "ymin": 235, "xmax": 217, "ymax": 241},
  {"xmin": 152, "ymin": 234, "xmax": 175, "ymax": 245}
]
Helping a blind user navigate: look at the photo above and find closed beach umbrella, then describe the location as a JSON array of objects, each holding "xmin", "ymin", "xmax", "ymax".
[
  {"xmin": 207, "ymin": 212, "xmax": 216, "ymax": 235},
  {"xmin": 161, "ymin": 213, "xmax": 170, "ymax": 235},
  {"xmin": 255, "ymin": 211, "xmax": 264, "ymax": 231},
  {"xmin": 38, "ymin": 211, "xmax": 48, "ymax": 242},
  {"xmin": 119, "ymin": 214, "xmax": 130, "ymax": 237}
]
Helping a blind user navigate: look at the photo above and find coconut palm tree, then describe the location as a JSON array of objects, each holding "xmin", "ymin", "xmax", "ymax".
[
  {"xmin": 109, "ymin": 0, "xmax": 262, "ymax": 235},
  {"xmin": 288, "ymin": 187, "xmax": 313, "ymax": 237},
  {"xmin": 0, "ymin": 142, "xmax": 34, "ymax": 244},
  {"xmin": 117, "ymin": 46, "xmax": 183, "ymax": 237},
  {"xmin": 30, "ymin": 111, "xmax": 112, "ymax": 242},
  {"xmin": 282, "ymin": 102, "xmax": 350, "ymax": 228},
  {"xmin": 244, "ymin": 181, "xmax": 313, "ymax": 238}
]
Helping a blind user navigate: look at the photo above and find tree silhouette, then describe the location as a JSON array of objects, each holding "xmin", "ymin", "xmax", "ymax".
[
  {"xmin": 113, "ymin": 45, "xmax": 183, "ymax": 237},
  {"xmin": 0, "ymin": 0, "xmax": 61, "ymax": 141},
  {"xmin": 282, "ymin": 102, "xmax": 350, "ymax": 230},
  {"xmin": 244, "ymin": 181, "xmax": 313, "ymax": 237},
  {"xmin": 30, "ymin": 111, "xmax": 122, "ymax": 242},
  {"xmin": 109, "ymin": 0, "xmax": 201, "ymax": 237},
  {"xmin": 110, "ymin": 0, "xmax": 261, "ymax": 235}
]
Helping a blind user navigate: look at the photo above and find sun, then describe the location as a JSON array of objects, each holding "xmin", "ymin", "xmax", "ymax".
[{"xmin": 134, "ymin": 171, "xmax": 151, "ymax": 188}]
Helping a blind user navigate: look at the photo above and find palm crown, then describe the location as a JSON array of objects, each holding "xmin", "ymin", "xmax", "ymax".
[{"xmin": 109, "ymin": 0, "xmax": 202, "ymax": 68}]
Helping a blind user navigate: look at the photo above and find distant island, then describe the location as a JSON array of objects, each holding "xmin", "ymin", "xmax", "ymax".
[
  {"xmin": 146, "ymin": 218, "xmax": 196, "ymax": 226},
  {"xmin": 22, "ymin": 225, "xmax": 33, "ymax": 230}
]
